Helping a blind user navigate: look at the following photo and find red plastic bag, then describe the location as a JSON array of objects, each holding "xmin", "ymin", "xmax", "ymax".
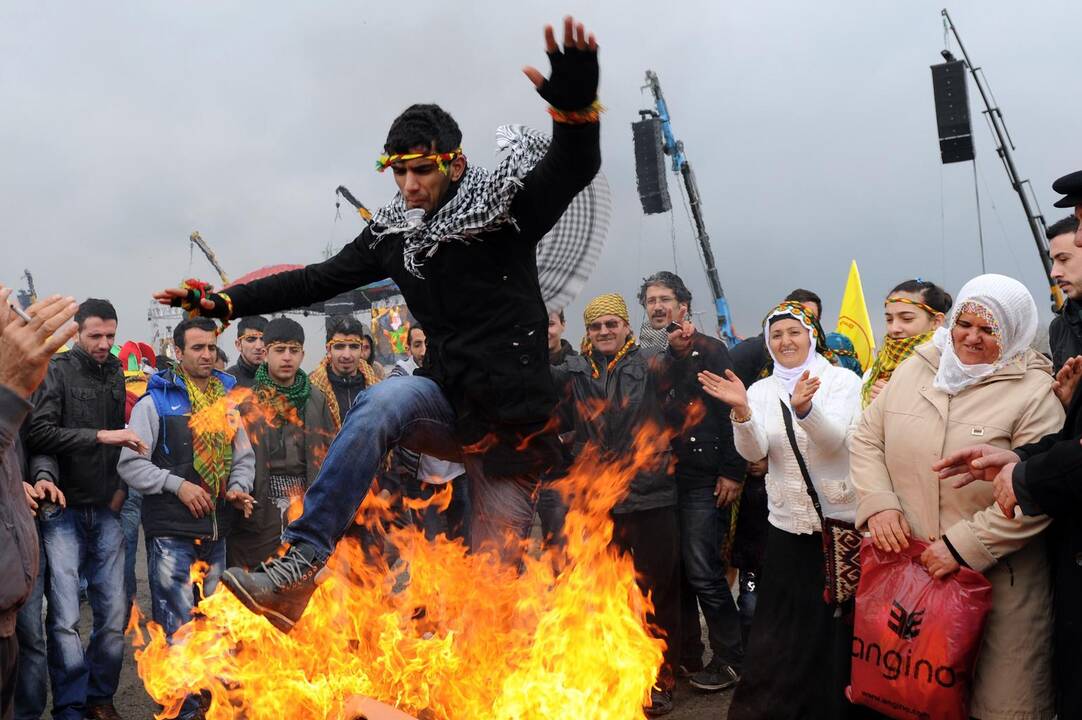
[{"xmin": 848, "ymin": 538, "xmax": 992, "ymax": 720}]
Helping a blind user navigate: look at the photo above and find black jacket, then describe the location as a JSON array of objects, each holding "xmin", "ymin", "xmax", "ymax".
[
  {"xmin": 223, "ymin": 122, "xmax": 600, "ymax": 478},
  {"xmin": 549, "ymin": 339, "xmax": 578, "ymax": 366},
  {"xmin": 1048, "ymin": 300, "xmax": 1082, "ymax": 373},
  {"xmin": 728, "ymin": 333, "xmax": 770, "ymax": 389},
  {"xmin": 28, "ymin": 345, "xmax": 125, "ymax": 506},
  {"xmin": 666, "ymin": 334, "xmax": 746, "ymax": 488},
  {"xmin": 1012, "ymin": 386, "xmax": 1082, "ymax": 717},
  {"xmin": 226, "ymin": 357, "xmax": 259, "ymax": 389},
  {"xmin": 554, "ymin": 345, "xmax": 675, "ymax": 514},
  {"xmin": 326, "ymin": 367, "xmax": 367, "ymax": 419}
]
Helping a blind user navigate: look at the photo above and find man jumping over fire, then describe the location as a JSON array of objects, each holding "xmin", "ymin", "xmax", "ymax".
[{"xmin": 154, "ymin": 16, "xmax": 601, "ymax": 633}]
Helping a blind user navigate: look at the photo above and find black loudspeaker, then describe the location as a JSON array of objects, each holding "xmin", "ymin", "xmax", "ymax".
[
  {"xmin": 930, "ymin": 61, "xmax": 974, "ymax": 164},
  {"xmin": 632, "ymin": 117, "xmax": 671, "ymax": 214}
]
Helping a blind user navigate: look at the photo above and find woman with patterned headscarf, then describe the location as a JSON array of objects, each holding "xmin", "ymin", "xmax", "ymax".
[
  {"xmin": 853, "ymin": 274, "xmax": 1064, "ymax": 719},
  {"xmin": 697, "ymin": 301, "xmax": 863, "ymax": 720},
  {"xmin": 862, "ymin": 279, "xmax": 952, "ymax": 406}
]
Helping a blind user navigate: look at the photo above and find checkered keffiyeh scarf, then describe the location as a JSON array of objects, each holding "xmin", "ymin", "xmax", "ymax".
[
  {"xmin": 861, "ymin": 332, "xmax": 933, "ymax": 407},
  {"xmin": 181, "ymin": 371, "xmax": 234, "ymax": 499},
  {"xmin": 370, "ymin": 125, "xmax": 610, "ymax": 312}
]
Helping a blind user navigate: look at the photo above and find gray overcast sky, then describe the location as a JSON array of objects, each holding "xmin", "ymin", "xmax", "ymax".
[{"xmin": 2, "ymin": 0, "xmax": 1078, "ymax": 353}]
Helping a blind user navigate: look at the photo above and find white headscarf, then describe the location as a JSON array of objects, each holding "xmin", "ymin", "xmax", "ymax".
[
  {"xmin": 932, "ymin": 274, "xmax": 1038, "ymax": 395},
  {"xmin": 764, "ymin": 302, "xmax": 823, "ymax": 395}
]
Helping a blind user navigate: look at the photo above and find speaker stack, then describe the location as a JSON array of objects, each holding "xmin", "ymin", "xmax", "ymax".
[
  {"xmin": 930, "ymin": 60, "xmax": 974, "ymax": 164},
  {"xmin": 632, "ymin": 117, "xmax": 672, "ymax": 214}
]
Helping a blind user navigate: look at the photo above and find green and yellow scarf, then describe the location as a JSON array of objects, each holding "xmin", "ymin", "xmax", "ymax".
[
  {"xmin": 255, "ymin": 363, "xmax": 311, "ymax": 422},
  {"xmin": 861, "ymin": 332, "xmax": 934, "ymax": 407},
  {"xmin": 180, "ymin": 371, "xmax": 234, "ymax": 498}
]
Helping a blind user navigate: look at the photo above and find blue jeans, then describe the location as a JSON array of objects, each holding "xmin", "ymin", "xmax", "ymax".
[
  {"xmin": 120, "ymin": 488, "xmax": 143, "ymax": 611},
  {"xmin": 284, "ymin": 376, "xmax": 538, "ymax": 565},
  {"xmin": 678, "ymin": 484, "xmax": 744, "ymax": 670},
  {"xmin": 14, "ymin": 528, "xmax": 47, "ymax": 720},
  {"xmin": 40, "ymin": 504, "xmax": 126, "ymax": 720},
  {"xmin": 147, "ymin": 535, "xmax": 225, "ymax": 719}
]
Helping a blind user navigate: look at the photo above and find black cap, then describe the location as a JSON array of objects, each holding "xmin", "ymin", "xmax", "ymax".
[
  {"xmin": 262, "ymin": 317, "xmax": 305, "ymax": 346},
  {"xmin": 1052, "ymin": 170, "xmax": 1082, "ymax": 208}
]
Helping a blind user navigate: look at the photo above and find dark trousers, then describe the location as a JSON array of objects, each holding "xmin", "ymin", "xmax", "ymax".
[
  {"xmin": 677, "ymin": 483, "xmax": 744, "ymax": 669},
  {"xmin": 536, "ymin": 481, "xmax": 569, "ymax": 549},
  {"xmin": 408, "ymin": 474, "xmax": 471, "ymax": 544},
  {"xmin": 612, "ymin": 505, "xmax": 681, "ymax": 690},
  {"xmin": 1, "ymin": 634, "xmax": 17, "ymax": 720}
]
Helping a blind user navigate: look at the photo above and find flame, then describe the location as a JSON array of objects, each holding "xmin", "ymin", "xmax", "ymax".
[{"xmin": 134, "ymin": 394, "xmax": 702, "ymax": 719}]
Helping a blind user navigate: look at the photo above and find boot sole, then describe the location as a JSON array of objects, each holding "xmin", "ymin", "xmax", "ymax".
[
  {"xmin": 688, "ymin": 677, "xmax": 739, "ymax": 692},
  {"xmin": 221, "ymin": 569, "xmax": 298, "ymax": 634}
]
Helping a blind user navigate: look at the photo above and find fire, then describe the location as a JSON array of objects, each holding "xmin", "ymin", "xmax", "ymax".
[{"xmin": 133, "ymin": 400, "xmax": 700, "ymax": 719}]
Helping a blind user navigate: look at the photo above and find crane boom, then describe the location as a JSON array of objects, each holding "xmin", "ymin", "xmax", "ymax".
[
  {"xmin": 189, "ymin": 231, "xmax": 230, "ymax": 286},
  {"xmin": 642, "ymin": 70, "xmax": 737, "ymax": 345}
]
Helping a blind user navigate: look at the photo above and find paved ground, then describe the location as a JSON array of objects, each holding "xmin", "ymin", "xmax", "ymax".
[{"xmin": 86, "ymin": 536, "xmax": 732, "ymax": 719}]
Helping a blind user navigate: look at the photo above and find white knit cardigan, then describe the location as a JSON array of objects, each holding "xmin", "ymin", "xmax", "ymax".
[{"xmin": 733, "ymin": 354, "xmax": 863, "ymax": 535}]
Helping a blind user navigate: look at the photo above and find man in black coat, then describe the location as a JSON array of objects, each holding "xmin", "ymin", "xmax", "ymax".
[
  {"xmin": 638, "ymin": 272, "xmax": 746, "ymax": 693},
  {"xmin": 1047, "ymin": 215, "xmax": 1082, "ymax": 371},
  {"xmin": 153, "ymin": 16, "xmax": 602, "ymax": 633},
  {"xmin": 28, "ymin": 299, "xmax": 147, "ymax": 720}
]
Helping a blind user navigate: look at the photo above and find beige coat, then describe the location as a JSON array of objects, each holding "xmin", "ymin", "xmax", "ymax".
[{"xmin": 851, "ymin": 343, "xmax": 1064, "ymax": 720}]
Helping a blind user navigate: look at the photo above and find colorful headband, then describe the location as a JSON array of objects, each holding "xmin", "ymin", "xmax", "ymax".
[
  {"xmin": 765, "ymin": 301, "xmax": 820, "ymax": 339},
  {"xmin": 375, "ymin": 149, "xmax": 463, "ymax": 175},
  {"xmin": 265, "ymin": 341, "xmax": 304, "ymax": 351},
  {"xmin": 885, "ymin": 296, "xmax": 941, "ymax": 318},
  {"xmin": 238, "ymin": 332, "xmax": 264, "ymax": 342},
  {"xmin": 326, "ymin": 335, "xmax": 364, "ymax": 348}
]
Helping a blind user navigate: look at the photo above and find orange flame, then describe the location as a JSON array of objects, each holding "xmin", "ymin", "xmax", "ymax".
[{"xmin": 134, "ymin": 399, "xmax": 700, "ymax": 719}]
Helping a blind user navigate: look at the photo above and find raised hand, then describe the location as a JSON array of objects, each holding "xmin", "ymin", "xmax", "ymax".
[
  {"xmin": 0, "ymin": 287, "xmax": 79, "ymax": 399},
  {"xmin": 152, "ymin": 285, "xmax": 229, "ymax": 319},
  {"xmin": 523, "ymin": 16, "xmax": 599, "ymax": 110},
  {"xmin": 698, "ymin": 369, "xmax": 749, "ymax": 416},
  {"xmin": 1052, "ymin": 355, "xmax": 1082, "ymax": 409},
  {"xmin": 790, "ymin": 370, "xmax": 820, "ymax": 417}
]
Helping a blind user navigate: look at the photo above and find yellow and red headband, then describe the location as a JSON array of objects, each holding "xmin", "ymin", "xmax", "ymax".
[
  {"xmin": 885, "ymin": 296, "xmax": 941, "ymax": 318},
  {"xmin": 375, "ymin": 149, "xmax": 463, "ymax": 175},
  {"xmin": 326, "ymin": 335, "xmax": 364, "ymax": 349},
  {"xmin": 265, "ymin": 341, "xmax": 304, "ymax": 352}
]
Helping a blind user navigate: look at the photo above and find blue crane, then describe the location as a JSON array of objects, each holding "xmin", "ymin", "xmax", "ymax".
[{"xmin": 640, "ymin": 69, "xmax": 737, "ymax": 346}]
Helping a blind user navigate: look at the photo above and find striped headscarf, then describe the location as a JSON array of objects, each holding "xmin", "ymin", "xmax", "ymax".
[{"xmin": 581, "ymin": 293, "xmax": 635, "ymax": 379}]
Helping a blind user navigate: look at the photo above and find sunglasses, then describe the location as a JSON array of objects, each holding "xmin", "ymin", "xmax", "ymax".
[{"xmin": 587, "ymin": 320, "xmax": 623, "ymax": 333}]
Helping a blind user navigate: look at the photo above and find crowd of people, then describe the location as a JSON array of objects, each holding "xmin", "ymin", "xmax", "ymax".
[{"xmin": 2, "ymin": 13, "xmax": 1082, "ymax": 720}]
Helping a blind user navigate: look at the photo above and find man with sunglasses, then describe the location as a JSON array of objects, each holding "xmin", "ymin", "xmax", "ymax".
[
  {"xmin": 226, "ymin": 316, "xmax": 268, "ymax": 389},
  {"xmin": 551, "ymin": 292, "xmax": 694, "ymax": 716},
  {"xmin": 310, "ymin": 315, "xmax": 380, "ymax": 432},
  {"xmin": 153, "ymin": 16, "xmax": 601, "ymax": 632}
]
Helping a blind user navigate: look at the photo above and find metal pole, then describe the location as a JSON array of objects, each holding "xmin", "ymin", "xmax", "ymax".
[{"xmin": 941, "ymin": 8, "xmax": 1061, "ymax": 308}]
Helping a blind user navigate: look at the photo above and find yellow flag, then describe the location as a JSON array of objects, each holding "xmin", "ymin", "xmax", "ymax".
[{"xmin": 836, "ymin": 260, "xmax": 876, "ymax": 371}]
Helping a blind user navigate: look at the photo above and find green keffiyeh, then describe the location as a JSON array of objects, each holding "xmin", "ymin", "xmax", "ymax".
[{"xmin": 255, "ymin": 363, "xmax": 311, "ymax": 419}]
